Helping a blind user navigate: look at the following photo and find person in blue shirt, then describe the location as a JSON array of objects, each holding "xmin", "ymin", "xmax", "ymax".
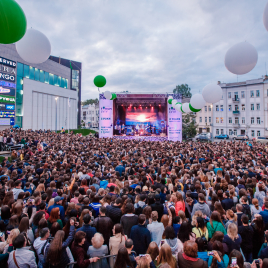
[
  {"xmin": 47, "ymin": 196, "xmax": 65, "ymax": 222},
  {"xmin": 208, "ymin": 241, "xmax": 229, "ymax": 268},
  {"xmin": 260, "ymin": 201, "xmax": 268, "ymax": 225},
  {"xmin": 115, "ymin": 161, "xmax": 125, "ymax": 176}
]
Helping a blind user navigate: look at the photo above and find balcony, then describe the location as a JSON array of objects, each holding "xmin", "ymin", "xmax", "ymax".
[
  {"xmin": 232, "ymin": 98, "xmax": 240, "ymax": 103},
  {"xmin": 233, "ymin": 110, "xmax": 240, "ymax": 115},
  {"xmin": 233, "ymin": 123, "xmax": 240, "ymax": 128}
]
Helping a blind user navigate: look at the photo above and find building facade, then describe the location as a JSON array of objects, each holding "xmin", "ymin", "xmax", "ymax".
[
  {"xmin": 196, "ymin": 77, "xmax": 268, "ymax": 139},
  {"xmin": 81, "ymin": 103, "xmax": 99, "ymax": 128},
  {"xmin": 0, "ymin": 44, "xmax": 81, "ymax": 130}
]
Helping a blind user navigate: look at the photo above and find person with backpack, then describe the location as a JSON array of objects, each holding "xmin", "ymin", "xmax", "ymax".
[
  {"xmin": 207, "ymin": 212, "xmax": 226, "ymax": 239},
  {"xmin": 241, "ymin": 196, "xmax": 251, "ymax": 221},
  {"xmin": 192, "ymin": 217, "xmax": 209, "ymax": 244}
]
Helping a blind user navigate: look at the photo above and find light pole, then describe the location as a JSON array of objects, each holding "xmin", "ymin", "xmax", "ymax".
[{"xmin": 55, "ymin": 97, "xmax": 58, "ymax": 133}]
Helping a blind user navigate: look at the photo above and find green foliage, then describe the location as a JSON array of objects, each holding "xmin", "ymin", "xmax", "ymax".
[
  {"xmin": 82, "ymin": 98, "xmax": 99, "ymax": 105},
  {"xmin": 173, "ymin": 84, "xmax": 192, "ymax": 98},
  {"xmin": 182, "ymin": 113, "xmax": 198, "ymax": 139},
  {"xmin": 57, "ymin": 129, "xmax": 97, "ymax": 136}
]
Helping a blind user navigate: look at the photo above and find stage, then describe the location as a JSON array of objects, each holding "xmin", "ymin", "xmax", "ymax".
[{"xmin": 113, "ymin": 135, "xmax": 168, "ymax": 142}]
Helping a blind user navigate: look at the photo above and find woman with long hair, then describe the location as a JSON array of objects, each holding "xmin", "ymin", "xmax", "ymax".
[
  {"xmin": 35, "ymin": 218, "xmax": 48, "ymax": 238},
  {"xmin": 192, "ymin": 216, "xmax": 208, "ymax": 240},
  {"xmin": 222, "ymin": 223, "xmax": 242, "ymax": 255},
  {"xmin": 18, "ymin": 216, "xmax": 34, "ymax": 243},
  {"xmin": 207, "ymin": 211, "xmax": 226, "ymax": 239},
  {"xmin": 157, "ymin": 243, "xmax": 177, "ymax": 268},
  {"xmin": 225, "ymin": 210, "xmax": 237, "ymax": 230},
  {"xmin": 47, "ymin": 207, "xmax": 63, "ymax": 229},
  {"xmin": 227, "ymin": 250, "xmax": 244, "ymax": 268},
  {"xmin": 32, "ymin": 211, "xmax": 46, "ymax": 235},
  {"xmin": 114, "ymin": 247, "xmax": 132, "ymax": 268},
  {"xmin": 251, "ymin": 198, "xmax": 262, "ymax": 219},
  {"xmin": 44, "ymin": 219, "xmax": 75, "ymax": 268},
  {"xmin": 172, "ymin": 192, "xmax": 185, "ymax": 215},
  {"xmin": 146, "ymin": 242, "xmax": 159, "ymax": 262},
  {"xmin": 79, "ymin": 209, "xmax": 90, "ymax": 227},
  {"xmin": 178, "ymin": 221, "xmax": 196, "ymax": 243},
  {"xmin": 251, "ymin": 214, "xmax": 265, "ymax": 259},
  {"xmin": 208, "ymin": 241, "xmax": 229, "ymax": 268}
]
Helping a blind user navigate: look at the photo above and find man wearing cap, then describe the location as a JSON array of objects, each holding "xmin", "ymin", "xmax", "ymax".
[{"xmin": 47, "ymin": 196, "xmax": 65, "ymax": 222}]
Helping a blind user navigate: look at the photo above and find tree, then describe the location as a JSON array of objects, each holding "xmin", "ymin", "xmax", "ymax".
[
  {"xmin": 82, "ymin": 98, "xmax": 98, "ymax": 105},
  {"xmin": 182, "ymin": 113, "xmax": 198, "ymax": 139},
  {"xmin": 173, "ymin": 84, "xmax": 192, "ymax": 98}
]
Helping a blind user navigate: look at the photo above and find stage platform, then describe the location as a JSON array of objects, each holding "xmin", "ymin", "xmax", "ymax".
[{"xmin": 113, "ymin": 135, "xmax": 168, "ymax": 141}]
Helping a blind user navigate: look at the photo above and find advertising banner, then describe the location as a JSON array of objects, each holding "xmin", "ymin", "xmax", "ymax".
[
  {"xmin": 0, "ymin": 86, "xmax": 15, "ymax": 96},
  {"xmin": 168, "ymin": 97, "xmax": 182, "ymax": 142},
  {"xmin": 99, "ymin": 98, "xmax": 113, "ymax": 138},
  {"xmin": 0, "ymin": 95, "xmax": 15, "ymax": 104}
]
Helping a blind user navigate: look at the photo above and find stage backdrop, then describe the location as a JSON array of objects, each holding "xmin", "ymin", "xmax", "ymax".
[
  {"xmin": 99, "ymin": 95, "xmax": 113, "ymax": 138},
  {"xmin": 168, "ymin": 95, "xmax": 182, "ymax": 142}
]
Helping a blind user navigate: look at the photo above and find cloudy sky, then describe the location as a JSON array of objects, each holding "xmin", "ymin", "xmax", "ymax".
[{"xmin": 17, "ymin": 0, "xmax": 268, "ymax": 101}]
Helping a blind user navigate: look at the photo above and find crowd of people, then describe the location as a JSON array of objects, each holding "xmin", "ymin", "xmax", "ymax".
[{"xmin": 0, "ymin": 128, "xmax": 268, "ymax": 268}]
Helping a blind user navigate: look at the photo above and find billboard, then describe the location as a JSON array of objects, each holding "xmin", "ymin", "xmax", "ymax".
[
  {"xmin": 99, "ymin": 96, "xmax": 113, "ymax": 138},
  {"xmin": 168, "ymin": 97, "xmax": 182, "ymax": 142}
]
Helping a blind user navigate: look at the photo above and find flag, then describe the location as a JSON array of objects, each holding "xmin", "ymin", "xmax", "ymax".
[{"xmin": 70, "ymin": 61, "xmax": 73, "ymax": 70}]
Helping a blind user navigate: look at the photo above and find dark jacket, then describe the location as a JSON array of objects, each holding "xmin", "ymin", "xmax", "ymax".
[
  {"xmin": 177, "ymin": 252, "xmax": 208, "ymax": 268},
  {"xmin": 150, "ymin": 201, "xmax": 164, "ymax": 222},
  {"xmin": 93, "ymin": 216, "xmax": 113, "ymax": 245},
  {"xmin": 259, "ymin": 246, "xmax": 268, "ymax": 260},
  {"xmin": 76, "ymin": 224, "xmax": 97, "ymax": 249},
  {"xmin": 237, "ymin": 212, "xmax": 243, "ymax": 227},
  {"xmin": 71, "ymin": 243, "xmax": 91, "ymax": 268},
  {"xmin": 238, "ymin": 225, "xmax": 254, "ymax": 254},
  {"xmin": 221, "ymin": 198, "xmax": 234, "ymax": 211},
  {"xmin": 43, "ymin": 225, "xmax": 75, "ymax": 268},
  {"xmin": 222, "ymin": 234, "xmax": 242, "ymax": 255},
  {"xmin": 120, "ymin": 214, "xmax": 139, "ymax": 237},
  {"xmin": 130, "ymin": 224, "xmax": 151, "ymax": 255},
  {"xmin": 252, "ymin": 222, "xmax": 264, "ymax": 259},
  {"xmin": 106, "ymin": 204, "xmax": 122, "ymax": 224}
]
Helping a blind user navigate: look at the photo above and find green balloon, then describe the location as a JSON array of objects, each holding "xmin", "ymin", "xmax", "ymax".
[
  {"xmin": 111, "ymin": 93, "xmax": 116, "ymax": 100},
  {"xmin": 94, "ymin": 75, "xmax": 106, "ymax": 88},
  {"xmin": 189, "ymin": 104, "xmax": 201, "ymax": 112},
  {"xmin": 180, "ymin": 106, "xmax": 185, "ymax": 113},
  {"xmin": 0, "ymin": 0, "xmax": 27, "ymax": 44},
  {"xmin": 168, "ymin": 99, "xmax": 172, "ymax": 105}
]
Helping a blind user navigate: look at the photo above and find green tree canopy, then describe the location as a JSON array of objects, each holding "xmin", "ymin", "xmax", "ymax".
[
  {"xmin": 173, "ymin": 84, "xmax": 192, "ymax": 98},
  {"xmin": 82, "ymin": 98, "xmax": 99, "ymax": 105},
  {"xmin": 182, "ymin": 113, "xmax": 198, "ymax": 139}
]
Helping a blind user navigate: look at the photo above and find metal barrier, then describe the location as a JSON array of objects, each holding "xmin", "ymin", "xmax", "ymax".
[{"xmin": 66, "ymin": 251, "xmax": 136, "ymax": 268}]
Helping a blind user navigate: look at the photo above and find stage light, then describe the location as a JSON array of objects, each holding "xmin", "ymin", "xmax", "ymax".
[
  {"xmin": 159, "ymin": 104, "xmax": 161, "ymax": 106},
  {"xmin": 146, "ymin": 107, "xmax": 147, "ymax": 109},
  {"xmin": 150, "ymin": 104, "xmax": 151, "ymax": 106}
]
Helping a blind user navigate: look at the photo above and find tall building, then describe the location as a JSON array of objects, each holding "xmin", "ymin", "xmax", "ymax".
[
  {"xmin": 196, "ymin": 77, "xmax": 268, "ymax": 139},
  {"xmin": 0, "ymin": 44, "xmax": 81, "ymax": 130},
  {"xmin": 81, "ymin": 103, "xmax": 99, "ymax": 128}
]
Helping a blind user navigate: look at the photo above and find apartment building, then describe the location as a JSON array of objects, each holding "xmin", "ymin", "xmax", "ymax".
[
  {"xmin": 81, "ymin": 103, "xmax": 99, "ymax": 128},
  {"xmin": 196, "ymin": 77, "xmax": 268, "ymax": 139}
]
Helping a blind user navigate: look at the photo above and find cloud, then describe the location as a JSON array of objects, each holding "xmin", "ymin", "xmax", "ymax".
[{"xmin": 16, "ymin": 0, "xmax": 268, "ymax": 100}]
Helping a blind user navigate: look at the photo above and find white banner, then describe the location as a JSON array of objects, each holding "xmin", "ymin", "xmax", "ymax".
[
  {"xmin": 99, "ymin": 99, "xmax": 113, "ymax": 138},
  {"xmin": 168, "ymin": 101, "xmax": 182, "ymax": 142}
]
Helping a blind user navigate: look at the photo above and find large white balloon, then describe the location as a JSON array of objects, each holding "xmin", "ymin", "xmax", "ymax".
[
  {"xmin": 16, "ymin": 29, "xmax": 51, "ymax": 64},
  {"xmin": 264, "ymin": 2, "xmax": 268, "ymax": 32},
  {"xmin": 104, "ymin": 91, "xmax": 112, "ymax": 100},
  {"xmin": 224, "ymin": 41, "xmax": 258, "ymax": 75},
  {"xmin": 190, "ymin": 94, "xmax": 206, "ymax": 109},
  {"xmin": 174, "ymin": 103, "xmax": 182, "ymax": 111},
  {"xmin": 182, "ymin": 103, "xmax": 191, "ymax": 113},
  {"xmin": 171, "ymin": 99, "xmax": 177, "ymax": 107},
  {"xmin": 202, "ymin": 83, "xmax": 222, "ymax": 103}
]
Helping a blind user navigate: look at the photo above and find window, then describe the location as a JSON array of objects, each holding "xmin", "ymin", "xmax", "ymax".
[
  {"xmin": 234, "ymin": 129, "xmax": 237, "ymax": 135},
  {"xmin": 54, "ymin": 75, "xmax": 58, "ymax": 86},
  {"xmin": 251, "ymin": 130, "xmax": 255, "ymax": 137},
  {"xmin": 199, "ymin": 117, "xmax": 202, "ymax": 123},
  {"xmin": 228, "ymin": 92, "xmax": 231, "ymax": 98},
  {"xmin": 241, "ymin": 130, "xmax": 245, "ymax": 135},
  {"xmin": 235, "ymin": 105, "xmax": 239, "ymax": 111},
  {"xmin": 216, "ymin": 129, "xmax": 219, "ymax": 135},
  {"xmin": 216, "ymin": 117, "xmax": 219, "ymax": 123},
  {"xmin": 229, "ymin": 117, "xmax": 232, "ymax": 123},
  {"xmin": 228, "ymin": 105, "xmax": 232, "ymax": 111},
  {"xmin": 242, "ymin": 104, "xmax": 245, "ymax": 111},
  {"xmin": 242, "ymin": 117, "xmax": 245, "ymax": 124},
  {"xmin": 251, "ymin": 104, "xmax": 254, "ymax": 110},
  {"xmin": 229, "ymin": 129, "xmax": 233, "ymax": 135},
  {"xmin": 29, "ymin": 66, "xmax": 34, "ymax": 80},
  {"xmin": 39, "ymin": 70, "xmax": 44, "ymax": 83},
  {"xmin": 49, "ymin": 73, "xmax": 54, "ymax": 85},
  {"xmin": 257, "ymin": 117, "xmax": 261, "ymax": 124},
  {"xmin": 45, "ymin": 72, "xmax": 49, "ymax": 83},
  {"xmin": 250, "ymin": 90, "xmax": 254, "ymax": 97},
  {"xmin": 208, "ymin": 106, "xmax": 211, "ymax": 112},
  {"xmin": 251, "ymin": 117, "xmax": 254, "ymax": 124},
  {"xmin": 23, "ymin": 65, "xmax": 29, "ymax": 78},
  {"xmin": 241, "ymin": 91, "xmax": 245, "ymax": 98},
  {"xmin": 209, "ymin": 117, "xmax": 211, "ymax": 123},
  {"xmin": 257, "ymin": 130, "xmax": 261, "ymax": 137},
  {"xmin": 235, "ymin": 117, "xmax": 239, "ymax": 124},
  {"xmin": 34, "ymin": 68, "xmax": 39, "ymax": 81},
  {"xmin": 221, "ymin": 129, "xmax": 224, "ymax": 134},
  {"xmin": 216, "ymin": 105, "xmax": 219, "ymax": 111},
  {"xmin": 257, "ymin": 103, "xmax": 260, "ymax": 110},
  {"xmin": 220, "ymin": 117, "xmax": 223, "ymax": 123},
  {"xmin": 204, "ymin": 106, "xmax": 207, "ymax": 112},
  {"xmin": 256, "ymin": 90, "xmax": 260, "ymax": 97},
  {"xmin": 234, "ymin": 92, "xmax": 238, "ymax": 100},
  {"xmin": 17, "ymin": 62, "xmax": 23, "ymax": 77},
  {"xmin": 72, "ymin": 70, "xmax": 79, "ymax": 90},
  {"xmin": 205, "ymin": 117, "xmax": 207, "ymax": 123},
  {"xmin": 220, "ymin": 105, "xmax": 223, "ymax": 111}
]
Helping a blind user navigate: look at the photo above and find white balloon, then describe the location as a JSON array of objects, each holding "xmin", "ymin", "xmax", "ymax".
[
  {"xmin": 224, "ymin": 41, "xmax": 258, "ymax": 75},
  {"xmin": 182, "ymin": 103, "xmax": 191, "ymax": 113},
  {"xmin": 202, "ymin": 83, "xmax": 222, "ymax": 103},
  {"xmin": 264, "ymin": 2, "xmax": 268, "ymax": 32},
  {"xmin": 190, "ymin": 94, "xmax": 206, "ymax": 109},
  {"xmin": 104, "ymin": 91, "xmax": 112, "ymax": 100},
  {"xmin": 174, "ymin": 103, "xmax": 182, "ymax": 111},
  {"xmin": 171, "ymin": 99, "xmax": 177, "ymax": 106},
  {"xmin": 16, "ymin": 29, "xmax": 51, "ymax": 64}
]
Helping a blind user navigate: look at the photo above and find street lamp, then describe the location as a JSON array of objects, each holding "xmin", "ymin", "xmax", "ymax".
[{"xmin": 55, "ymin": 97, "xmax": 58, "ymax": 133}]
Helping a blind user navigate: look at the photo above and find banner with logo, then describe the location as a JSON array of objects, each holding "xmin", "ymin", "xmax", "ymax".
[
  {"xmin": 168, "ymin": 97, "xmax": 182, "ymax": 142},
  {"xmin": 99, "ymin": 98, "xmax": 113, "ymax": 138}
]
